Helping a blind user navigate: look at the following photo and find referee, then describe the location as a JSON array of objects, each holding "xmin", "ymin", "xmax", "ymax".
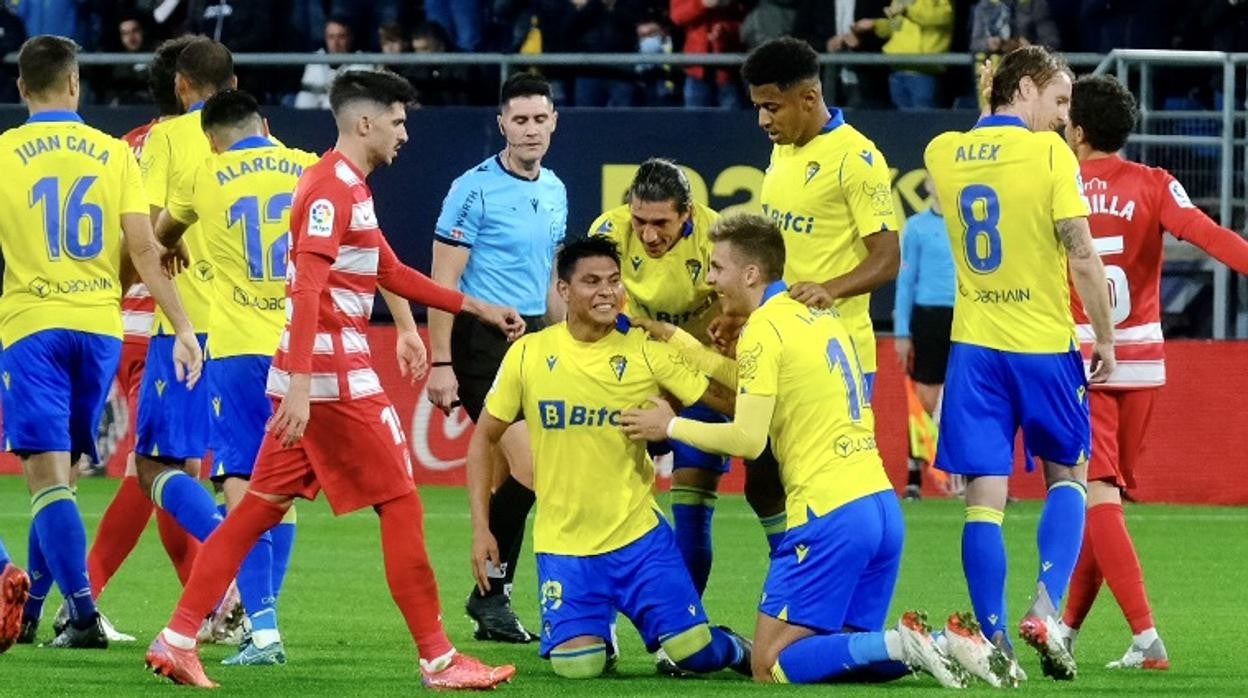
[{"xmin": 426, "ymin": 72, "xmax": 567, "ymax": 644}]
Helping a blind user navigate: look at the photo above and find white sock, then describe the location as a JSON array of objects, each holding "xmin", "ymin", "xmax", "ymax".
[
  {"xmin": 420, "ymin": 648, "xmax": 456, "ymax": 673},
  {"xmin": 251, "ymin": 628, "xmax": 281, "ymax": 649},
  {"xmin": 932, "ymin": 387, "xmax": 944, "ymax": 428},
  {"xmin": 161, "ymin": 627, "xmax": 196, "ymax": 650},
  {"xmin": 884, "ymin": 629, "xmax": 904, "ymax": 661},
  {"xmin": 1057, "ymin": 619, "xmax": 1078, "ymax": 642},
  {"xmin": 1134, "ymin": 627, "xmax": 1159, "ymax": 647}
]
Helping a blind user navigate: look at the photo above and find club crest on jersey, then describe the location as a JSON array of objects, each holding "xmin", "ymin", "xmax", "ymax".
[
  {"xmin": 685, "ymin": 259, "xmax": 702, "ymax": 283},
  {"xmin": 546, "ymin": 355, "xmax": 558, "ymax": 371},
  {"xmin": 307, "ymin": 198, "xmax": 334, "ymax": 238},
  {"xmin": 804, "ymin": 161, "xmax": 821, "ymax": 185},
  {"xmin": 609, "ymin": 354, "xmax": 628, "ymax": 381},
  {"xmin": 631, "ymin": 256, "xmax": 643, "ymax": 271}
]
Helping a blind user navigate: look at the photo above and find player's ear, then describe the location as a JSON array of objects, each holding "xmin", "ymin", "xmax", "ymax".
[
  {"xmin": 228, "ymin": 74, "xmax": 238, "ymax": 90},
  {"xmin": 556, "ymin": 278, "xmax": 570, "ymax": 304},
  {"xmin": 14, "ymin": 76, "xmax": 25, "ymax": 102},
  {"xmin": 547, "ymin": 108, "xmax": 558, "ymax": 133}
]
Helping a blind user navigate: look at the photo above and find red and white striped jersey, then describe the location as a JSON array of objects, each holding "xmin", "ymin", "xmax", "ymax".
[
  {"xmin": 120, "ymin": 119, "xmax": 158, "ymax": 342},
  {"xmin": 1072, "ymin": 154, "xmax": 1248, "ymax": 389}
]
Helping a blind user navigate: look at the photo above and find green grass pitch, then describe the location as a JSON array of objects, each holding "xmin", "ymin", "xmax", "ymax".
[{"xmin": 1, "ymin": 475, "xmax": 1245, "ymax": 695}]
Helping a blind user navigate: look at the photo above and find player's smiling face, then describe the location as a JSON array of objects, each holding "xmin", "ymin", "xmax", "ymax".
[
  {"xmin": 499, "ymin": 95, "xmax": 557, "ymax": 164},
  {"xmin": 707, "ymin": 242, "xmax": 752, "ymax": 316},
  {"xmin": 629, "ymin": 197, "xmax": 688, "ymax": 258},
  {"xmin": 559, "ymin": 255, "xmax": 624, "ymax": 327}
]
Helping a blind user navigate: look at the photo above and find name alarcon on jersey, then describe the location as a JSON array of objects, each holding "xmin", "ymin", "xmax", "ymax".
[
  {"xmin": 538, "ymin": 400, "xmax": 621, "ymax": 429},
  {"xmin": 761, "ymin": 203, "xmax": 816, "ymax": 234}
]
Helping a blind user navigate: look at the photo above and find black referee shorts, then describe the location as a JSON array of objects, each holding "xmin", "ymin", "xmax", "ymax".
[
  {"xmin": 450, "ymin": 312, "xmax": 546, "ymax": 421},
  {"xmin": 909, "ymin": 304, "xmax": 954, "ymax": 386}
]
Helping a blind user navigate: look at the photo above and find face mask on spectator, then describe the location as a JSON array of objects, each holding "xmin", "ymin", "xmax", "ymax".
[{"xmin": 639, "ymin": 35, "xmax": 666, "ymax": 54}]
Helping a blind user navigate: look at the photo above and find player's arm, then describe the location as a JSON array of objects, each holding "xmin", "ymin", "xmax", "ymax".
[
  {"xmin": 428, "ymin": 178, "xmax": 484, "ymax": 412},
  {"xmin": 631, "ymin": 317, "xmax": 739, "ymax": 389},
  {"xmin": 380, "ymin": 287, "xmax": 428, "ymax": 385},
  {"xmin": 122, "ymin": 212, "xmax": 202, "ymax": 387},
  {"xmin": 893, "ymin": 218, "xmax": 919, "ymax": 366},
  {"xmin": 139, "ymin": 126, "xmax": 170, "ymax": 226},
  {"xmin": 1060, "ymin": 216, "xmax": 1116, "ymax": 382},
  {"xmin": 1158, "ymin": 176, "xmax": 1248, "ymax": 274}
]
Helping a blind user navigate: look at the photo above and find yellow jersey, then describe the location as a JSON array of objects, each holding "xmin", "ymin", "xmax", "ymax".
[
  {"xmin": 737, "ymin": 283, "xmax": 892, "ymax": 528},
  {"xmin": 760, "ymin": 110, "xmax": 900, "ymax": 373},
  {"xmin": 0, "ymin": 111, "xmax": 147, "ymax": 347},
  {"xmin": 924, "ymin": 115, "xmax": 1090, "ymax": 352},
  {"xmin": 588, "ymin": 201, "xmax": 719, "ymax": 339},
  {"xmin": 485, "ymin": 323, "xmax": 708, "ymax": 556},
  {"xmin": 140, "ymin": 105, "xmax": 213, "ymax": 335},
  {"xmin": 167, "ymin": 137, "xmax": 318, "ymax": 358}
]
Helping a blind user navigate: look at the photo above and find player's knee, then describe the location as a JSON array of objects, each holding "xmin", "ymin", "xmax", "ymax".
[
  {"xmin": 549, "ymin": 642, "xmax": 608, "ymax": 679},
  {"xmin": 662, "ymin": 623, "xmax": 718, "ymax": 673}
]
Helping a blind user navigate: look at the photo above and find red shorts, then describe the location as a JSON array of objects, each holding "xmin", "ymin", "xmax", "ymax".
[
  {"xmin": 1088, "ymin": 388, "xmax": 1158, "ymax": 489},
  {"xmin": 249, "ymin": 394, "xmax": 415, "ymax": 515},
  {"xmin": 118, "ymin": 338, "xmax": 149, "ymax": 433}
]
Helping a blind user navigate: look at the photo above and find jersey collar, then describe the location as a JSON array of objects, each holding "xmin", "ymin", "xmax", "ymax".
[
  {"xmin": 26, "ymin": 110, "xmax": 83, "ymax": 124},
  {"xmin": 821, "ymin": 109, "xmax": 846, "ymax": 134},
  {"xmin": 974, "ymin": 114, "xmax": 1027, "ymax": 129},
  {"xmin": 227, "ymin": 135, "xmax": 276, "ymax": 151},
  {"xmin": 495, "ymin": 154, "xmax": 540, "ymax": 182},
  {"xmin": 760, "ymin": 280, "xmax": 788, "ymax": 305},
  {"xmin": 188, "ymin": 100, "xmax": 205, "ymax": 112}
]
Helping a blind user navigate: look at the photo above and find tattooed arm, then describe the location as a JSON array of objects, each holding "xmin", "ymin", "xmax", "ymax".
[{"xmin": 1058, "ymin": 216, "xmax": 1116, "ymax": 382}]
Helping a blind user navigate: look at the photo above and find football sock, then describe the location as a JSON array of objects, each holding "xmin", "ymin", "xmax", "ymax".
[
  {"xmin": 0, "ymin": 536, "xmax": 8, "ymax": 566},
  {"xmin": 1134, "ymin": 627, "xmax": 1159, "ymax": 648},
  {"xmin": 758, "ymin": 512, "xmax": 787, "ymax": 553},
  {"xmin": 151, "ymin": 470, "xmax": 223, "ymax": 542},
  {"xmin": 270, "ymin": 506, "xmax": 297, "ymax": 599},
  {"xmin": 376, "ymin": 490, "xmax": 454, "ymax": 662},
  {"xmin": 475, "ymin": 476, "xmax": 533, "ymax": 599},
  {"xmin": 1061, "ymin": 521, "xmax": 1101, "ymax": 630},
  {"xmin": 550, "ymin": 642, "xmax": 608, "ymax": 679},
  {"xmin": 168, "ymin": 493, "xmax": 286, "ymax": 640},
  {"xmin": 236, "ymin": 528, "xmax": 278, "ymax": 641},
  {"xmin": 665, "ymin": 624, "xmax": 739, "ymax": 674},
  {"xmin": 23, "ymin": 525, "xmax": 53, "ymax": 622},
  {"xmin": 670, "ymin": 485, "xmax": 716, "ymax": 595},
  {"xmin": 30, "ymin": 485, "xmax": 96, "ymax": 628},
  {"xmin": 1036, "ymin": 480, "xmax": 1087, "ymax": 608},
  {"xmin": 963, "ymin": 506, "xmax": 1008, "ymax": 645},
  {"xmin": 907, "ymin": 458, "xmax": 923, "ymax": 488},
  {"xmin": 155, "ymin": 508, "xmax": 199, "ymax": 586},
  {"xmin": 1088, "ymin": 502, "xmax": 1155, "ymax": 633},
  {"xmin": 774, "ymin": 631, "xmax": 909, "ymax": 683},
  {"xmin": 87, "ymin": 475, "xmax": 153, "ymax": 599}
]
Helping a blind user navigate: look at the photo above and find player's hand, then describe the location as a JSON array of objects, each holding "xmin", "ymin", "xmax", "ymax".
[
  {"xmin": 425, "ymin": 365, "xmax": 460, "ymax": 417},
  {"xmin": 268, "ymin": 374, "xmax": 311, "ymax": 447},
  {"xmin": 894, "ymin": 337, "xmax": 914, "ymax": 372},
  {"xmin": 161, "ymin": 239, "xmax": 191, "ymax": 278},
  {"xmin": 790, "ymin": 281, "xmax": 834, "ymax": 308},
  {"xmin": 471, "ymin": 528, "xmax": 502, "ymax": 595},
  {"xmin": 396, "ymin": 329, "xmax": 429, "ymax": 384},
  {"xmin": 620, "ymin": 396, "xmax": 677, "ymax": 442},
  {"xmin": 629, "ymin": 316, "xmax": 677, "ymax": 342},
  {"xmin": 707, "ymin": 313, "xmax": 746, "ymax": 357},
  {"xmin": 978, "ymin": 57, "xmax": 994, "ymax": 113},
  {"xmin": 1088, "ymin": 339, "xmax": 1116, "ymax": 384},
  {"xmin": 171, "ymin": 329, "xmax": 203, "ymax": 389},
  {"xmin": 466, "ymin": 297, "xmax": 526, "ymax": 341}
]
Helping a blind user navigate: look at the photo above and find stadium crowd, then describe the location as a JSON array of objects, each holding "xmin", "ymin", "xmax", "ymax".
[{"xmin": 0, "ymin": 0, "xmax": 1245, "ymax": 108}]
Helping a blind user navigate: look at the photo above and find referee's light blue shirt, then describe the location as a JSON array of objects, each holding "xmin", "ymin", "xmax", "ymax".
[
  {"xmin": 434, "ymin": 155, "xmax": 568, "ymax": 316},
  {"xmin": 894, "ymin": 207, "xmax": 955, "ymax": 337}
]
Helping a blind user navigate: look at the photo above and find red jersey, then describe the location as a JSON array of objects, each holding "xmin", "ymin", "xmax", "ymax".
[
  {"xmin": 120, "ymin": 119, "xmax": 158, "ymax": 342},
  {"xmin": 1072, "ymin": 155, "xmax": 1248, "ymax": 389},
  {"xmin": 269, "ymin": 151, "xmax": 465, "ymax": 402}
]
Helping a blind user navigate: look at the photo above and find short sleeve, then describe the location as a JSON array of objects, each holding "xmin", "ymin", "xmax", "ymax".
[
  {"xmin": 1154, "ymin": 170, "xmax": 1208, "ymax": 241},
  {"xmin": 484, "ymin": 337, "xmax": 527, "ymax": 422},
  {"xmin": 587, "ymin": 207, "xmax": 624, "ymax": 243},
  {"xmin": 139, "ymin": 124, "xmax": 170, "ymax": 208},
  {"xmin": 293, "ymin": 181, "xmax": 352, "ymax": 261},
  {"xmin": 552, "ymin": 183, "xmax": 569, "ymax": 246},
  {"xmin": 434, "ymin": 174, "xmax": 483, "ymax": 247},
  {"xmin": 841, "ymin": 143, "xmax": 901, "ymax": 237},
  {"xmin": 643, "ymin": 335, "xmax": 709, "ymax": 407},
  {"xmin": 165, "ymin": 158, "xmax": 204, "ymax": 225},
  {"xmin": 118, "ymin": 147, "xmax": 148, "ymax": 216},
  {"xmin": 735, "ymin": 318, "xmax": 783, "ymax": 397},
  {"xmin": 1050, "ymin": 140, "xmax": 1090, "ymax": 221}
]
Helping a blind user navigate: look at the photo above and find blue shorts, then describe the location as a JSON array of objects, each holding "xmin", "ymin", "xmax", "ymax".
[
  {"xmin": 759, "ymin": 490, "xmax": 903, "ymax": 633},
  {"xmin": 536, "ymin": 516, "xmax": 708, "ymax": 658},
  {"xmin": 670, "ymin": 403, "xmax": 729, "ymax": 473},
  {"xmin": 208, "ymin": 355, "xmax": 273, "ymax": 481},
  {"xmin": 936, "ymin": 343, "xmax": 1090, "ymax": 476},
  {"xmin": 136, "ymin": 334, "xmax": 211, "ymax": 461},
  {"xmin": 0, "ymin": 329, "xmax": 121, "ymax": 463},
  {"xmin": 863, "ymin": 372, "xmax": 876, "ymax": 402}
]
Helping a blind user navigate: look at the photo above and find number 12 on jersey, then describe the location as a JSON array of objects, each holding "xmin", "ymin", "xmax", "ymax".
[{"xmin": 229, "ymin": 193, "xmax": 293, "ymax": 281}]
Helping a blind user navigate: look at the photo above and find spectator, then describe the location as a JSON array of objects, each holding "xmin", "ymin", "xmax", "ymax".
[
  {"xmin": 0, "ymin": 4, "xmax": 24, "ymax": 103},
  {"xmin": 859, "ymin": 0, "xmax": 955, "ymax": 109},
  {"xmin": 379, "ymin": 20, "xmax": 407, "ymax": 54},
  {"xmin": 424, "ymin": 0, "xmax": 486, "ymax": 52},
  {"xmin": 405, "ymin": 21, "xmax": 486, "ymax": 105},
  {"xmin": 671, "ymin": 0, "xmax": 748, "ymax": 108},
  {"xmin": 969, "ymin": 0, "xmax": 1061, "ymax": 55},
  {"xmin": 188, "ymin": 0, "xmax": 275, "ymax": 51},
  {"xmin": 11, "ymin": 0, "xmax": 92, "ymax": 48},
  {"xmin": 1076, "ymin": 0, "xmax": 1164, "ymax": 53},
  {"xmin": 741, "ymin": 0, "xmax": 798, "ymax": 48},
  {"xmin": 636, "ymin": 16, "xmax": 679, "ymax": 105},
  {"xmin": 101, "ymin": 14, "xmax": 152, "ymax": 105},
  {"xmin": 294, "ymin": 16, "xmax": 373, "ymax": 109},
  {"xmin": 796, "ymin": 0, "xmax": 891, "ymax": 108},
  {"xmin": 561, "ymin": 0, "xmax": 647, "ymax": 107}
]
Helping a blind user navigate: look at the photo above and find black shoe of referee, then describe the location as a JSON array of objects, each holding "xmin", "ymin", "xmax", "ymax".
[{"xmin": 466, "ymin": 592, "xmax": 533, "ymax": 644}]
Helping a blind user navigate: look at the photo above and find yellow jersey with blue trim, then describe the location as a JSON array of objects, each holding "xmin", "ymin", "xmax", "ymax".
[
  {"xmin": 166, "ymin": 137, "xmax": 319, "ymax": 358},
  {"xmin": 737, "ymin": 282, "xmax": 892, "ymax": 528},
  {"xmin": 0, "ymin": 111, "xmax": 146, "ymax": 347},
  {"xmin": 759, "ymin": 109, "xmax": 900, "ymax": 373},
  {"xmin": 140, "ymin": 104, "xmax": 213, "ymax": 334},
  {"xmin": 485, "ymin": 323, "xmax": 709, "ymax": 556},
  {"xmin": 588, "ymin": 201, "xmax": 719, "ymax": 338},
  {"xmin": 924, "ymin": 114, "xmax": 1091, "ymax": 352}
]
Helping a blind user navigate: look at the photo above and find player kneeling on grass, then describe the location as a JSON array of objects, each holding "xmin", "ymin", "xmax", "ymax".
[
  {"xmin": 468, "ymin": 236, "xmax": 751, "ymax": 680},
  {"xmin": 621, "ymin": 213, "xmax": 989, "ymax": 688}
]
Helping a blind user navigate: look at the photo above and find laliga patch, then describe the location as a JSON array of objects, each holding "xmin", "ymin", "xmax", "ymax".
[
  {"xmin": 307, "ymin": 198, "xmax": 335, "ymax": 237},
  {"xmin": 1169, "ymin": 180, "xmax": 1195, "ymax": 209}
]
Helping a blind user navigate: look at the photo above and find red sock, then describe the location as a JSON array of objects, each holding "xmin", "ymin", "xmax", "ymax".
[
  {"xmin": 88, "ymin": 475, "xmax": 154, "ymax": 599},
  {"xmin": 1088, "ymin": 502, "xmax": 1155, "ymax": 633},
  {"xmin": 156, "ymin": 509, "xmax": 200, "ymax": 586},
  {"xmin": 376, "ymin": 490, "xmax": 453, "ymax": 662},
  {"xmin": 168, "ymin": 493, "xmax": 287, "ymax": 639},
  {"xmin": 1061, "ymin": 519, "xmax": 1102, "ymax": 630}
]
